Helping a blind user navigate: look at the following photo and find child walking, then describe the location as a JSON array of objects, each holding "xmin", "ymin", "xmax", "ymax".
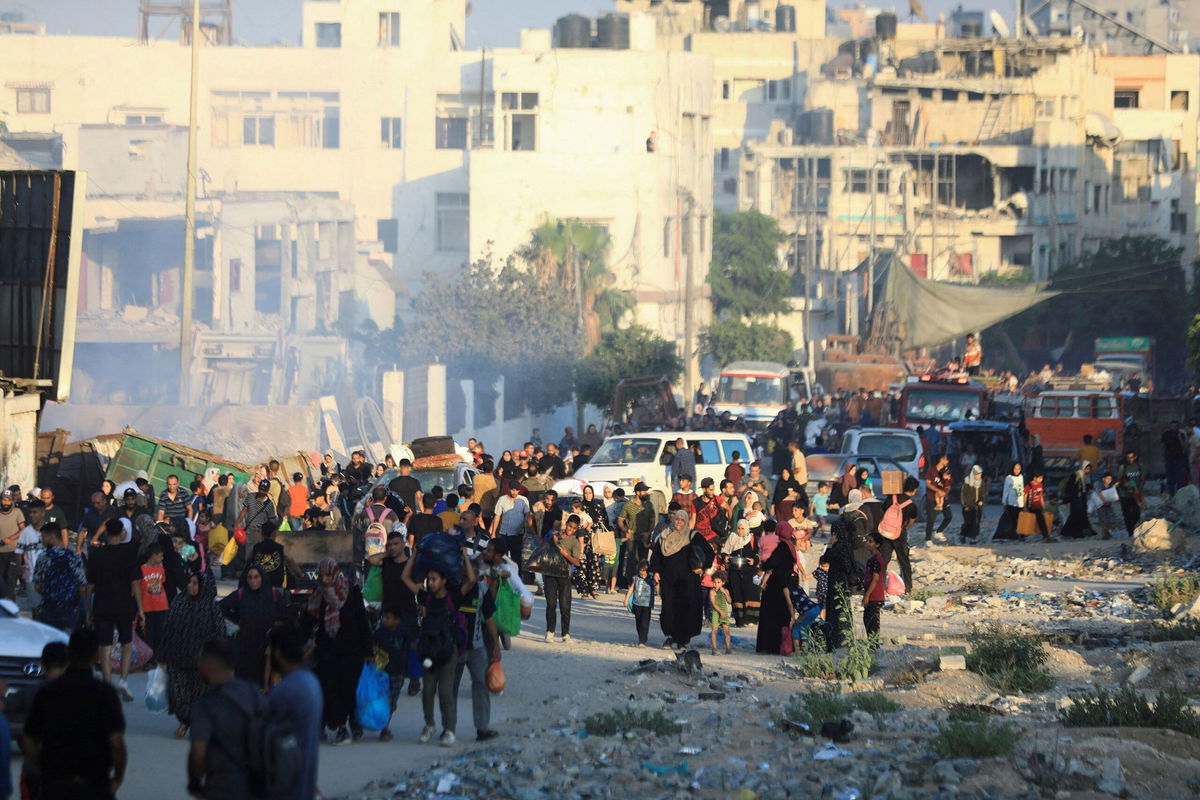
[
  {"xmin": 709, "ymin": 570, "xmax": 733, "ymax": 655},
  {"xmin": 373, "ymin": 605, "xmax": 409, "ymax": 742},
  {"xmin": 862, "ymin": 533, "xmax": 886, "ymax": 644},
  {"xmin": 625, "ymin": 560, "xmax": 655, "ymax": 646}
]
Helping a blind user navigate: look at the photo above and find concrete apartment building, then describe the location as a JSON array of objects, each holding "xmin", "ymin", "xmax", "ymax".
[
  {"xmin": 0, "ymin": 0, "xmax": 714, "ymax": 412},
  {"xmin": 622, "ymin": 1, "xmax": 1197, "ymax": 350}
]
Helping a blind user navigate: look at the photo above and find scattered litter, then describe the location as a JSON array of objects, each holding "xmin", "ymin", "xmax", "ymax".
[
  {"xmin": 678, "ymin": 746, "xmax": 702, "ymax": 755},
  {"xmin": 813, "ymin": 744, "xmax": 851, "ymax": 761},
  {"xmin": 641, "ymin": 760, "xmax": 689, "ymax": 776},
  {"xmin": 435, "ymin": 773, "xmax": 458, "ymax": 793}
]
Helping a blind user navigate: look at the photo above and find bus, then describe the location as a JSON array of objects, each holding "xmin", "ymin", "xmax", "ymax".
[
  {"xmin": 895, "ymin": 375, "xmax": 990, "ymax": 432},
  {"xmin": 711, "ymin": 361, "xmax": 790, "ymax": 428},
  {"xmin": 1025, "ymin": 390, "xmax": 1123, "ymax": 477}
]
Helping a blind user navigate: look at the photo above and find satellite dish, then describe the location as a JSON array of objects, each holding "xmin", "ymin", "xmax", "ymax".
[
  {"xmin": 1022, "ymin": 15, "xmax": 1039, "ymax": 36},
  {"xmin": 989, "ymin": 10, "xmax": 1010, "ymax": 37},
  {"xmin": 910, "ymin": 0, "xmax": 929, "ymax": 23}
]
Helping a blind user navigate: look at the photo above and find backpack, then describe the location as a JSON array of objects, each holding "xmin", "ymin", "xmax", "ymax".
[
  {"xmin": 417, "ymin": 593, "xmax": 466, "ymax": 667},
  {"xmin": 216, "ymin": 686, "xmax": 302, "ymax": 799},
  {"xmin": 878, "ymin": 496, "xmax": 912, "ymax": 540}
]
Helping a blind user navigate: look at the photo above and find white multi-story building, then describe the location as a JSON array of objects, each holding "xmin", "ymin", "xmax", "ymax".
[{"xmin": 0, "ymin": 0, "xmax": 714, "ymax": 404}]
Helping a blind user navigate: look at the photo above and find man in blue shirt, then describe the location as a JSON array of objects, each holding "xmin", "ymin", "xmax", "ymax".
[{"xmin": 267, "ymin": 627, "xmax": 323, "ymax": 799}]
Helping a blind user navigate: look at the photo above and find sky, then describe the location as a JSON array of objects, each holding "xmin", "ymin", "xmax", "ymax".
[{"xmin": 3, "ymin": 0, "xmax": 608, "ymax": 48}]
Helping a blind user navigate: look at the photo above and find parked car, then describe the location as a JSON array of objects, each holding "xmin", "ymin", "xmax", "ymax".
[
  {"xmin": 1, "ymin": 599, "xmax": 69, "ymax": 737},
  {"xmin": 839, "ymin": 427, "xmax": 925, "ymax": 477},
  {"xmin": 804, "ymin": 453, "xmax": 926, "ymax": 503}
]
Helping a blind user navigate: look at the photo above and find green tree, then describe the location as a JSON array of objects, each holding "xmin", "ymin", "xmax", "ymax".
[
  {"xmin": 708, "ymin": 210, "xmax": 791, "ymax": 318},
  {"xmin": 519, "ymin": 219, "xmax": 631, "ymax": 354},
  {"xmin": 1187, "ymin": 315, "xmax": 1200, "ymax": 381},
  {"xmin": 702, "ymin": 319, "xmax": 794, "ymax": 366},
  {"xmin": 575, "ymin": 326, "xmax": 683, "ymax": 410},
  {"xmin": 373, "ymin": 255, "xmax": 578, "ymax": 413},
  {"xmin": 986, "ymin": 236, "xmax": 1191, "ymax": 383}
]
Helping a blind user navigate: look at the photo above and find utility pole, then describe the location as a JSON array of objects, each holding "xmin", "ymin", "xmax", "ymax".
[
  {"xmin": 682, "ymin": 193, "xmax": 696, "ymax": 411},
  {"xmin": 180, "ymin": 0, "xmax": 200, "ymax": 404}
]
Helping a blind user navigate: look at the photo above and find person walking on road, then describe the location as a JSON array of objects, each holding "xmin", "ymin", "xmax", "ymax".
[
  {"xmin": 187, "ymin": 639, "xmax": 265, "ymax": 799},
  {"xmin": 1116, "ymin": 450, "xmax": 1145, "ymax": 535},
  {"xmin": 267, "ymin": 626, "xmax": 323, "ymax": 800}
]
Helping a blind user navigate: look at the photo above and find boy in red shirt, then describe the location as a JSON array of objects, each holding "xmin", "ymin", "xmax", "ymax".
[
  {"xmin": 140, "ymin": 543, "xmax": 169, "ymax": 660},
  {"xmin": 287, "ymin": 472, "xmax": 309, "ymax": 531},
  {"xmin": 862, "ymin": 533, "xmax": 887, "ymax": 643}
]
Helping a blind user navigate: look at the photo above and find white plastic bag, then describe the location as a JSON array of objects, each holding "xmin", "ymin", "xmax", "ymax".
[{"xmin": 146, "ymin": 665, "xmax": 168, "ymax": 713}]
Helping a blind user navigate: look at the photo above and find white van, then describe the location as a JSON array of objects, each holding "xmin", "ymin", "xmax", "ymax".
[{"xmin": 572, "ymin": 432, "xmax": 755, "ymax": 498}]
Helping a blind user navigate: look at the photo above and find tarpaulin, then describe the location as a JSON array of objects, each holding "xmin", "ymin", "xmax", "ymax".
[{"xmin": 884, "ymin": 254, "xmax": 1057, "ymax": 349}]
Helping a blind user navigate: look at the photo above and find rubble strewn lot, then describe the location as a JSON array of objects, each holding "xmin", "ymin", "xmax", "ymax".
[{"xmin": 342, "ymin": 500, "xmax": 1200, "ymax": 800}]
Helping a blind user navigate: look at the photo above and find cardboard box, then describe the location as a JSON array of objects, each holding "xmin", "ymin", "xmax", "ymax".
[
  {"xmin": 881, "ymin": 469, "xmax": 905, "ymax": 496},
  {"xmin": 1017, "ymin": 511, "xmax": 1055, "ymax": 536}
]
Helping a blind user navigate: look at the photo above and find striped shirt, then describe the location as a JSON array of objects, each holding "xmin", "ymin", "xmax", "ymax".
[{"xmin": 158, "ymin": 488, "xmax": 192, "ymax": 520}]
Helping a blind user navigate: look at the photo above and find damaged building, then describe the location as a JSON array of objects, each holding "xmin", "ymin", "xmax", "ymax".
[{"xmin": 70, "ymin": 122, "xmax": 394, "ymax": 405}]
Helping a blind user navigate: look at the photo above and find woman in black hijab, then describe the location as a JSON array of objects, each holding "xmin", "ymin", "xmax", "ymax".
[
  {"xmin": 219, "ymin": 563, "xmax": 289, "ymax": 686},
  {"xmin": 158, "ymin": 571, "xmax": 225, "ymax": 737},
  {"xmin": 650, "ymin": 509, "xmax": 710, "ymax": 650}
]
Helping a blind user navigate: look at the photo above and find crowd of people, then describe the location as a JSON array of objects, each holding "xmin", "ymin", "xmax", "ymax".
[{"xmin": 0, "ymin": 409, "xmax": 1185, "ymax": 799}]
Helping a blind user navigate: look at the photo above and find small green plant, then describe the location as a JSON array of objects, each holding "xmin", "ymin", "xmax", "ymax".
[
  {"xmin": 837, "ymin": 636, "xmax": 875, "ymax": 682},
  {"xmin": 1149, "ymin": 574, "xmax": 1200, "ymax": 615},
  {"xmin": 583, "ymin": 708, "xmax": 682, "ymax": 737},
  {"xmin": 931, "ymin": 720, "xmax": 1020, "ymax": 758},
  {"xmin": 909, "ymin": 587, "xmax": 944, "ymax": 602},
  {"xmin": 1145, "ymin": 617, "xmax": 1200, "ymax": 642},
  {"xmin": 786, "ymin": 688, "xmax": 900, "ymax": 729},
  {"xmin": 1059, "ymin": 688, "xmax": 1200, "ymax": 737},
  {"xmin": 794, "ymin": 633, "xmax": 836, "ymax": 680},
  {"xmin": 965, "ymin": 623, "xmax": 1055, "ymax": 694}
]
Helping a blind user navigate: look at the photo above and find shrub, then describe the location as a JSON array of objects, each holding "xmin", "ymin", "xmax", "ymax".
[
  {"xmin": 965, "ymin": 623, "xmax": 1055, "ymax": 694},
  {"xmin": 583, "ymin": 708, "xmax": 681, "ymax": 737},
  {"xmin": 794, "ymin": 634, "xmax": 837, "ymax": 680},
  {"xmin": 931, "ymin": 720, "xmax": 1020, "ymax": 758},
  {"xmin": 1149, "ymin": 574, "xmax": 1200, "ymax": 615},
  {"xmin": 909, "ymin": 587, "xmax": 944, "ymax": 602},
  {"xmin": 786, "ymin": 688, "xmax": 901, "ymax": 729},
  {"xmin": 837, "ymin": 636, "xmax": 875, "ymax": 682},
  {"xmin": 1059, "ymin": 688, "xmax": 1200, "ymax": 737}
]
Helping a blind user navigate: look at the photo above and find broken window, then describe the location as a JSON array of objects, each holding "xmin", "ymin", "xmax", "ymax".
[
  {"xmin": 767, "ymin": 78, "xmax": 791, "ymax": 102},
  {"xmin": 719, "ymin": 147, "xmax": 730, "ymax": 170},
  {"xmin": 1171, "ymin": 90, "xmax": 1189, "ymax": 110},
  {"xmin": 721, "ymin": 80, "xmax": 731, "ymax": 100},
  {"xmin": 942, "ymin": 90, "xmax": 959, "ymax": 102},
  {"xmin": 722, "ymin": 178, "xmax": 737, "ymax": 195},
  {"xmin": 842, "ymin": 168, "xmax": 887, "ymax": 194},
  {"xmin": 15, "ymin": 87, "xmax": 50, "ymax": 113},
  {"xmin": 381, "ymin": 117, "xmax": 402, "ymax": 149},
  {"xmin": 1113, "ymin": 90, "xmax": 1139, "ymax": 108},
  {"xmin": 436, "ymin": 193, "xmax": 469, "ymax": 251},
  {"xmin": 315, "ymin": 22, "xmax": 341, "ymax": 48},
  {"xmin": 379, "ymin": 12, "xmax": 400, "ymax": 47}
]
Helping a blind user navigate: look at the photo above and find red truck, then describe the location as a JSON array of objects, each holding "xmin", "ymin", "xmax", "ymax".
[{"xmin": 895, "ymin": 374, "xmax": 990, "ymax": 432}]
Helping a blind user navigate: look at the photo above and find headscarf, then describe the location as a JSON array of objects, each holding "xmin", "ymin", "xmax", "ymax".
[
  {"xmin": 721, "ymin": 518, "xmax": 753, "ymax": 555},
  {"xmin": 842, "ymin": 488, "xmax": 865, "ymax": 514},
  {"xmin": 307, "ymin": 556, "xmax": 349, "ymax": 636},
  {"xmin": 839, "ymin": 463, "xmax": 857, "ymax": 497},
  {"xmin": 771, "ymin": 468, "xmax": 800, "ymax": 507},
  {"xmin": 158, "ymin": 571, "xmax": 224, "ymax": 670},
  {"xmin": 660, "ymin": 510, "xmax": 692, "ymax": 557},
  {"xmin": 965, "ymin": 464, "xmax": 983, "ymax": 488}
]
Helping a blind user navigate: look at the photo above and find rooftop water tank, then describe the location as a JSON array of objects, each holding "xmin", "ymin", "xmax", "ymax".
[
  {"xmin": 555, "ymin": 14, "xmax": 591, "ymax": 48},
  {"xmin": 876, "ymin": 12, "xmax": 898, "ymax": 39},
  {"xmin": 596, "ymin": 13, "xmax": 631, "ymax": 49}
]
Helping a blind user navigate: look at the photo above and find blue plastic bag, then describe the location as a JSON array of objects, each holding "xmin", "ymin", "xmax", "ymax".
[
  {"xmin": 355, "ymin": 664, "xmax": 391, "ymax": 731},
  {"xmin": 145, "ymin": 665, "xmax": 167, "ymax": 714}
]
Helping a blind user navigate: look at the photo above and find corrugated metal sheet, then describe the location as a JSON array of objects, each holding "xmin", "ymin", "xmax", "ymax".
[{"xmin": 0, "ymin": 170, "xmax": 84, "ymax": 400}]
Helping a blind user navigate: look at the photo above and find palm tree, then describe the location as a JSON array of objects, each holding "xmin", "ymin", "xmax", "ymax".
[{"xmin": 520, "ymin": 219, "xmax": 631, "ymax": 354}]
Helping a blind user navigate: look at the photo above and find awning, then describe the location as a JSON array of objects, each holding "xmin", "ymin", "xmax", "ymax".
[{"xmin": 883, "ymin": 253, "xmax": 1058, "ymax": 349}]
